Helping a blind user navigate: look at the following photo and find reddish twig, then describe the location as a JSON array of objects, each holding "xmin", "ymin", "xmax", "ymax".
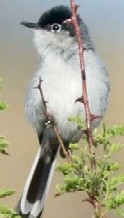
[
  {"xmin": 35, "ymin": 77, "xmax": 72, "ymax": 163},
  {"xmin": 53, "ymin": 126, "xmax": 72, "ymax": 162},
  {"xmin": 68, "ymin": 1, "xmax": 107, "ymax": 217},
  {"xmin": 64, "ymin": 0, "xmax": 97, "ymax": 171},
  {"xmin": 34, "ymin": 77, "xmax": 49, "ymax": 119},
  {"xmin": 83, "ymin": 197, "xmax": 106, "ymax": 218}
]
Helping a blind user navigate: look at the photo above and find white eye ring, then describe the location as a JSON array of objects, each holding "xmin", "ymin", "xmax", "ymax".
[{"xmin": 51, "ymin": 23, "xmax": 61, "ymax": 33}]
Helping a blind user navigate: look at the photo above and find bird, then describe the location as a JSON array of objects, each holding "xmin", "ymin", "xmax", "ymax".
[{"xmin": 15, "ymin": 5, "xmax": 110, "ymax": 218}]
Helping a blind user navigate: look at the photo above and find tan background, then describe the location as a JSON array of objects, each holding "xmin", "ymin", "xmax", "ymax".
[{"xmin": 0, "ymin": 0, "xmax": 124, "ymax": 217}]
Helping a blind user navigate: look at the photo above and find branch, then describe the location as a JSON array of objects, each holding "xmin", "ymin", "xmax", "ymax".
[
  {"xmin": 53, "ymin": 126, "xmax": 72, "ymax": 162},
  {"xmin": 83, "ymin": 197, "xmax": 106, "ymax": 218},
  {"xmin": 65, "ymin": 0, "xmax": 97, "ymax": 171},
  {"xmin": 68, "ymin": 1, "xmax": 106, "ymax": 217},
  {"xmin": 34, "ymin": 77, "xmax": 49, "ymax": 119},
  {"xmin": 35, "ymin": 78, "xmax": 72, "ymax": 163}
]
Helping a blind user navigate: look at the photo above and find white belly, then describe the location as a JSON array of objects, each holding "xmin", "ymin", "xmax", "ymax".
[{"xmin": 25, "ymin": 50, "xmax": 109, "ymax": 141}]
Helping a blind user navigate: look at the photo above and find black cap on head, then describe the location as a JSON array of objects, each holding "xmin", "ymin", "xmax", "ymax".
[
  {"xmin": 21, "ymin": 5, "xmax": 72, "ymax": 29},
  {"xmin": 21, "ymin": 5, "xmax": 95, "ymax": 51},
  {"xmin": 37, "ymin": 5, "xmax": 71, "ymax": 28}
]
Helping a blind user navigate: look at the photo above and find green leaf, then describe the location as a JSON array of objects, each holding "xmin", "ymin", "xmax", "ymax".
[
  {"xmin": 110, "ymin": 143, "xmax": 124, "ymax": 152},
  {"xmin": 57, "ymin": 162, "xmax": 73, "ymax": 175},
  {"xmin": 106, "ymin": 191, "xmax": 124, "ymax": 209},
  {"xmin": 63, "ymin": 174, "xmax": 85, "ymax": 192},
  {"xmin": 106, "ymin": 125, "xmax": 124, "ymax": 137},
  {"xmin": 0, "ymin": 101, "xmax": 9, "ymax": 110},
  {"xmin": 0, "ymin": 137, "xmax": 9, "ymax": 155},
  {"xmin": 108, "ymin": 175, "xmax": 124, "ymax": 189},
  {"xmin": 110, "ymin": 162, "xmax": 120, "ymax": 171},
  {"xmin": 68, "ymin": 115, "xmax": 86, "ymax": 130},
  {"xmin": 0, "ymin": 206, "xmax": 20, "ymax": 217},
  {"xmin": 69, "ymin": 143, "xmax": 80, "ymax": 151},
  {"xmin": 0, "ymin": 189, "xmax": 15, "ymax": 198}
]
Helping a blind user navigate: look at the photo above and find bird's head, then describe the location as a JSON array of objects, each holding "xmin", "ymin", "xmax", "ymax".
[
  {"xmin": 21, "ymin": 5, "xmax": 81, "ymax": 56},
  {"xmin": 21, "ymin": 5, "xmax": 94, "ymax": 56}
]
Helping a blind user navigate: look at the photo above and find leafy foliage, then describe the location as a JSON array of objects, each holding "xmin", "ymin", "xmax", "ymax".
[
  {"xmin": 0, "ymin": 137, "xmax": 9, "ymax": 155},
  {"xmin": 0, "ymin": 206, "xmax": 20, "ymax": 218},
  {"xmin": 56, "ymin": 122, "xmax": 124, "ymax": 217},
  {"xmin": 0, "ymin": 101, "xmax": 8, "ymax": 110},
  {"xmin": 0, "ymin": 190, "xmax": 20, "ymax": 218},
  {"xmin": 0, "ymin": 78, "xmax": 20, "ymax": 217},
  {"xmin": 0, "ymin": 189, "xmax": 15, "ymax": 199},
  {"xmin": 0, "ymin": 78, "xmax": 9, "ymax": 156},
  {"xmin": 0, "ymin": 79, "xmax": 8, "ymax": 111}
]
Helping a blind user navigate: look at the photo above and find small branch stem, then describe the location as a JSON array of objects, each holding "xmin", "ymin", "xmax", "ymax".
[
  {"xmin": 83, "ymin": 197, "xmax": 106, "ymax": 218},
  {"xmin": 35, "ymin": 77, "xmax": 49, "ymax": 119},
  {"xmin": 53, "ymin": 126, "xmax": 72, "ymax": 162},
  {"xmin": 35, "ymin": 77, "xmax": 72, "ymax": 163},
  {"xmin": 94, "ymin": 200, "xmax": 106, "ymax": 218},
  {"xmin": 69, "ymin": 1, "xmax": 106, "ymax": 217},
  {"xmin": 69, "ymin": 0, "xmax": 96, "ymax": 172}
]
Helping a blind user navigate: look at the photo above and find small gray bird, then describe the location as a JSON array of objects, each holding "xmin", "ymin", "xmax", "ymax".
[{"xmin": 16, "ymin": 5, "xmax": 110, "ymax": 218}]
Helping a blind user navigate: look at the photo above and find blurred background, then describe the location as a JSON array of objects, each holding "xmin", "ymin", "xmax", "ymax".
[{"xmin": 0, "ymin": 0, "xmax": 124, "ymax": 217}]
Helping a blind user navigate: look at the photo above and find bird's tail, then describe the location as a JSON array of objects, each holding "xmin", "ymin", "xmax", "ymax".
[{"xmin": 15, "ymin": 146, "xmax": 58, "ymax": 218}]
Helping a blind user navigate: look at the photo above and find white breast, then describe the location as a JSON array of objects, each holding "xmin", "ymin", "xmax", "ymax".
[{"xmin": 25, "ymin": 48, "xmax": 109, "ymax": 141}]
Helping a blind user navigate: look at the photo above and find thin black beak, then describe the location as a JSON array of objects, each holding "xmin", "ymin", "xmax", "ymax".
[{"xmin": 21, "ymin": 21, "xmax": 39, "ymax": 29}]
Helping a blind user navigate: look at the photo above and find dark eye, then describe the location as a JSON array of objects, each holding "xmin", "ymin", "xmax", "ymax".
[{"xmin": 51, "ymin": 23, "xmax": 61, "ymax": 32}]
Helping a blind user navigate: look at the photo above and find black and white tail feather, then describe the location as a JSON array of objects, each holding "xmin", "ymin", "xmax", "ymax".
[{"xmin": 16, "ymin": 133, "xmax": 58, "ymax": 218}]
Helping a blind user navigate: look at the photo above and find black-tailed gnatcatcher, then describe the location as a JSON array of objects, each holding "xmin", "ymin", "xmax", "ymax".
[{"xmin": 16, "ymin": 5, "xmax": 110, "ymax": 218}]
